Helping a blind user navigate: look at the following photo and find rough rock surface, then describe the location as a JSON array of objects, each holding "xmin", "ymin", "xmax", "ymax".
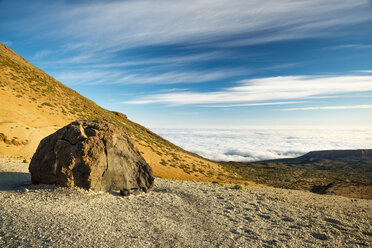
[{"xmin": 29, "ymin": 120, "xmax": 154, "ymax": 193}]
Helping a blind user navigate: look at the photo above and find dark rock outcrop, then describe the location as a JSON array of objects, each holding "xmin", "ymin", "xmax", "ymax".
[
  {"xmin": 29, "ymin": 120, "xmax": 154, "ymax": 194},
  {"xmin": 112, "ymin": 111, "xmax": 127, "ymax": 119}
]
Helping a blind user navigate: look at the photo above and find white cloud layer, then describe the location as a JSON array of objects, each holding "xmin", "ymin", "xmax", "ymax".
[
  {"xmin": 126, "ymin": 75, "xmax": 372, "ymax": 105},
  {"xmin": 152, "ymin": 128, "xmax": 372, "ymax": 162}
]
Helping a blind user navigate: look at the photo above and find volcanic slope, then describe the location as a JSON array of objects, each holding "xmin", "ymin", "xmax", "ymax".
[{"xmin": 0, "ymin": 43, "xmax": 238, "ymax": 182}]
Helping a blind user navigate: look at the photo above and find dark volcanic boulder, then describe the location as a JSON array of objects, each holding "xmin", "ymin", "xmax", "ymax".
[{"xmin": 29, "ymin": 120, "xmax": 154, "ymax": 194}]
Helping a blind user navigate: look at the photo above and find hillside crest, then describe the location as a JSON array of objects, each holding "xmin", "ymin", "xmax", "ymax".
[{"xmin": 0, "ymin": 43, "xmax": 239, "ymax": 183}]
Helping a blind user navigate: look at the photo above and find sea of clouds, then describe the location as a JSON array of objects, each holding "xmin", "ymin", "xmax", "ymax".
[{"xmin": 151, "ymin": 128, "xmax": 372, "ymax": 162}]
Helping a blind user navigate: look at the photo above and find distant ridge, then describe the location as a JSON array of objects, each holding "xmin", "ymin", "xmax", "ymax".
[
  {"xmin": 256, "ymin": 149, "xmax": 372, "ymax": 164},
  {"xmin": 298, "ymin": 149, "xmax": 372, "ymax": 161}
]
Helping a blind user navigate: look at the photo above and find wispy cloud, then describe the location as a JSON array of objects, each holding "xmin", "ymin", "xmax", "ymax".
[
  {"xmin": 354, "ymin": 70, "xmax": 372, "ymax": 74},
  {"xmin": 53, "ymin": 68, "xmax": 248, "ymax": 86},
  {"xmin": 125, "ymin": 75, "xmax": 372, "ymax": 106},
  {"xmin": 201, "ymin": 101, "xmax": 305, "ymax": 108},
  {"xmin": 21, "ymin": 0, "xmax": 372, "ymax": 50},
  {"xmin": 10, "ymin": 0, "xmax": 372, "ymax": 90},
  {"xmin": 52, "ymin": 71, "xmax": 121, "ymax": 85},
  {"xmin": 37, "ymin": 50, "xmax": 242, "ymax": 68},
  {"xmin": 282, "ymin": 105, "xmax": 372, "ymax": 111},
  {"xmin": 44, "ymin": 60, "xmax": 299, "ymax": 86},
  {"xmin": 328, "ymin": 44, "xmax": 372, "ymax": 50},
  {"xmin": 33, "ymin": 49, "xmax": 52, "ymax": 59}
]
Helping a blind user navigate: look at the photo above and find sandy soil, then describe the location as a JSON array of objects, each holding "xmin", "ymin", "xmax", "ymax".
[
  {"xmin": 0, "ymin": 157, "xmax": 371, "ymax": 247},
  {"xmin": 0, "ymin": 79, "xmax": 72, "ymax": 158}
]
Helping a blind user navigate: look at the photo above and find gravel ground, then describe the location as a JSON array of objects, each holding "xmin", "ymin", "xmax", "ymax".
[{"xmin": 0, "ymin": 157, "xmax": 371, "ymax": 247}]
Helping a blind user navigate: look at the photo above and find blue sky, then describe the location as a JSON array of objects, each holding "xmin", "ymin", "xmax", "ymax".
[{"xmin": 1, "ymin": 0, "xmax": 372, "ymax": 128}]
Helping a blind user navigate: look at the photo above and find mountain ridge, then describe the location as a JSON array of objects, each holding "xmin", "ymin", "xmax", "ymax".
[{"xmin": 0, "ymin": 43, "xmax": 241, "ymax": 183}]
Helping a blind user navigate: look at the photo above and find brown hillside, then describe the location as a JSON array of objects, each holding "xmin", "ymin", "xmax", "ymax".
[{"xmin": 0, "ymin": 43, "xmax": 242, "ymax": 183}]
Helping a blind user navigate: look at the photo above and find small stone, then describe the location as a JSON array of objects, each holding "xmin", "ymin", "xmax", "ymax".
[{"xmin": 120, "ymin": 189, "xmax": 130, "ymax": 196}]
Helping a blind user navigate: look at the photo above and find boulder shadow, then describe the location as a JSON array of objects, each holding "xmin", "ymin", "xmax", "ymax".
[
  {"xmin": 0, "ymin": 172, "xmax": 31, "ymax": 191},
  {"xmin": 310, "ymin": 183, "xmax": 333, "ymax": 194}
]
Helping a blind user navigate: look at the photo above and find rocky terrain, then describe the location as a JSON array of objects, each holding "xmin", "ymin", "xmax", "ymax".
[{"xmin": 0, "ymin": 157, "xmax": 371, "ymax": 247}]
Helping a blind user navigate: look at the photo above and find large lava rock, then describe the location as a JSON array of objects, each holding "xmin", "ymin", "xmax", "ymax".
[{"xmin": 29, "ymin": 120, "xmax": 154, "ymax": 194}]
